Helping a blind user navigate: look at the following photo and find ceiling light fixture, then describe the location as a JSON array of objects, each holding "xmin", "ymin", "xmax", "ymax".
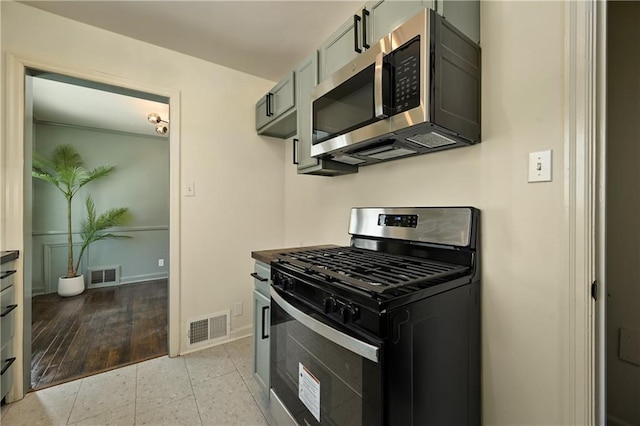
[
  {"xmin": 147, "ymin": 112, "xmax": 162, "ymax": 124},
  {"xmin": 147, "ymin": 113, "xmax": 169, "ymax": 136},
  {"xmin": 156, "ymin": 124, "xmax": 168, "ymax": 135}
]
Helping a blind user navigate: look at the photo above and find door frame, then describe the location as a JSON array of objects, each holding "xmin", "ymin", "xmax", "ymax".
[
  {"xmin": 564, "ymin": 0, "xmax": 605, "ymax": 424},
  {"xmin": 4, "ymin": 52, "xmax": 181, "ymax": 401}
]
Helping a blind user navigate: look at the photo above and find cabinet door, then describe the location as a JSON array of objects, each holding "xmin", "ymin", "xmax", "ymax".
[
  {"xmin": 367, "ymin": 0, "xmax": 433, "ymax": 44},
  {"xmin": 318, "ymin": 14, "xmax": 361, "ymax": 82},
  {"xmin": 253, "ymin": 289, "xmax": 270, "ymax": 392},
  {"xmin": 255, "ymin": 95, "xmax": 271, "ymax": 131},
  {"xmin": 255, "ymin": 72, "xmax": 296, "ymax": 135},
  {"xmin": 295, "ymin": 52, "xmax": 320, "ymax": 171},
  {"xmin": 271, "ymin": 71, "xmax": 295, "ymax": 119}
]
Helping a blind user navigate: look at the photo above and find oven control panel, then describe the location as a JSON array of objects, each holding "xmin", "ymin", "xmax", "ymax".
[
  {"xmin": 378, "ymin": 214, "xmax": 418, "ymax": 228},
  {"xmin": 323, "ymin": 296, "xmax": 360, "ymax": 324},
  {"xmin": 272, "ymin": 267, "xmax": 378, "ymax": 334}
]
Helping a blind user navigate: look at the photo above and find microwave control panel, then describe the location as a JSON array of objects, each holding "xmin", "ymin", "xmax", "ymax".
[{"xmin": 389, "ymin": 37, "xmax": 421, "ymax": 114}]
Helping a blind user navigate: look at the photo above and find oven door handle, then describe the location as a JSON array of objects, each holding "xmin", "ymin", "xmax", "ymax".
[{"xmin": 270, "ymin": 288, "xmax": 379, "ymax": 363}]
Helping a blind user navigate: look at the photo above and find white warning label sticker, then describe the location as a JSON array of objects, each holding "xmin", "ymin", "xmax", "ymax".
[{"xmin": 298, "ymin": 362, "xmax": 320, "ymax": 422}]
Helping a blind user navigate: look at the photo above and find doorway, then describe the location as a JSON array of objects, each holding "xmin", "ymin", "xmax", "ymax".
[
  {"xmin": 604, "ymin": 2, "xmax": 640, "ymax": 424},
  {"xmin": 4, "ymin": 54, "xmax": 181, "ymax": 401},
  {"xmin": 27, "ymin": 71, "xmax": 171, "ymax": 390}
]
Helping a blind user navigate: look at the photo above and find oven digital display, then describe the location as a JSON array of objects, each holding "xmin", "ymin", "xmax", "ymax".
[{"xmin": 378, "ymin": 214, "xmax": 418, "ymax": 228}]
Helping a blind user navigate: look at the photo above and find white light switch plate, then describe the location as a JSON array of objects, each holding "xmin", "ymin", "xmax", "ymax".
[
  {"xmin": 185, "ymin": 182, "xmax": 195, "ymax": 197},
  {"xmin": 528, "ymin": 150, "xmax": 552, "ymax": 182}
]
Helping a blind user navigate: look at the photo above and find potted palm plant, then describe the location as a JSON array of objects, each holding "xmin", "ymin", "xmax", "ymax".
[{"xmin": 32, "ymin": 144, "xmax": 132, "ymax": 297}]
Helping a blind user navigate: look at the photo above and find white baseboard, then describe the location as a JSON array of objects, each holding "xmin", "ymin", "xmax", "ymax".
[
  {"xmin": 32, "ymin": 286, "xmax": 46, "ymax": 296},
  {"xmin": 120, "ymin": 272, "xmax": 168, "ymax": 285},
  {"xmin": 35, "ymin": 272, "xmax": 169, "ymax": 294}
]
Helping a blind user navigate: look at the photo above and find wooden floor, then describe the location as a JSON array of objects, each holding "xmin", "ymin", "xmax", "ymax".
[{"xmin": 31, "ymin": 279, "xmax": 168, "ymax": 390}]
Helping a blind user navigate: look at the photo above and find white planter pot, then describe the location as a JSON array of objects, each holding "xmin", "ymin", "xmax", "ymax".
[{"xmin": 58, "ymin": 275, "xmax": 85, "ymax": 297}]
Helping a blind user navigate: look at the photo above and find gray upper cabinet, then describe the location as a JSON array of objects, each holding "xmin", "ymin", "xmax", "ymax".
[
  {"xmin": 255, "ymin": 71, "xmax": 296, "ymax": 139},
  {"xmin": 293, "ymin": 53, "xmax": 357, "ymax": 176},
  {"xmin": 367, "ymin": 0, "xmax": 433, "ymax": 44},
  {"xmin": 437, "ymin": 0, "xmax": 480, "ymax": 44},
  {"xmin": 319, "ymin": 0, "xmax": 479, "ymax": 83},
  {"xmin": 317, "ymin": 13, "xmax": 361, "ymax": 84}
]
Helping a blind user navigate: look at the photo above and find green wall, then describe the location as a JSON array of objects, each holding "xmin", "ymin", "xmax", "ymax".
[{"xmin": 32, "ymin": 122, "xmax": 169, "ymax": 294}]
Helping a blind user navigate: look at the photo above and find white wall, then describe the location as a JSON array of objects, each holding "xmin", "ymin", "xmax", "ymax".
[
  {"xmin": 1, "ymin": 1, "xmax": 285, "ymax": 352},
  {"xmin": 606, "ymin": 2, "xmax": 640, "ymax": 425},
  {"xmin": 284, "ymin": 2, "xmax": 567, "ymax": 425}
]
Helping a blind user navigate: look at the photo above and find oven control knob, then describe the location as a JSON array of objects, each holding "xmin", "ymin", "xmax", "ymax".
[
  {"xmin": 275, "ymin": 273, "xmax": 285, "ymax": 286},
  {"xmin": 340, "ymin": 304, "xmax": 360, "ymax": 323},
  {"xmin": 323, "ymin": 297, "xmax": 337, "ymax": 314},
  {"xmin": 282, "ymin": 276, "xmax": 294, "ymax": 291}
]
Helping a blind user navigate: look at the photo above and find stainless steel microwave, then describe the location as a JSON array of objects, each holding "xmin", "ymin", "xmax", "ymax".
[{"xmin": 311, "ymin": 9, "xmax": 481, "ymax": 167}]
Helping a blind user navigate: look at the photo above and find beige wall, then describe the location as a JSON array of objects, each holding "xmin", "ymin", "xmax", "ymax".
[
  {"xmin": 1, "ymin": 1, "xmax": 286, "ymax": 352},
  {"xmin": 606, "ymin": 2, "xmax": 640, "ymax": 425},
  {"xmin": 284, "ymin": 1, "xmax": 568, "ymax": 424}
]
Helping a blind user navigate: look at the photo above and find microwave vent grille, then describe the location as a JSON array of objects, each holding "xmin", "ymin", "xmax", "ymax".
[
  {"xmin": 332, "ymin": 155, "xmax": 366, "ymax": 165},
  {"xmin": 367, "ymin": 147, "xmax": 416, "ymax": 160},
  {"xmin": 406, "ymin": 132, "xmax": 458, "ymax": 149}
]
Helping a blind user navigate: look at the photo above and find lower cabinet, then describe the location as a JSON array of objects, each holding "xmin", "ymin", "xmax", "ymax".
[
  {"xmin": 252, "ymin": 261, "xmax": 271, "ymax": 394},
  {"xmin": 0, "ymin": 260, "xmax": 17, "ymax": 402}
]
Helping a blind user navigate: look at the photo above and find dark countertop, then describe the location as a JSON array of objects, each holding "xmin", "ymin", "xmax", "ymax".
[
  {"xmin": 1, "ymin": 250, "xmax": 19, "ymax": 265},
  {"xmin": 252, "ymin": 245, "xmax": 339, "ymax": 264}
]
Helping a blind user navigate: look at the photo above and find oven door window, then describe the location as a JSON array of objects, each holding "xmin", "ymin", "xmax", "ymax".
[
  {"xmin": 270, "ymin": 290, "xmax": 382, "ymax": 426},
  {"xmin": 312, "ymin": 64, "xmax": 377, "ymax": 145}
]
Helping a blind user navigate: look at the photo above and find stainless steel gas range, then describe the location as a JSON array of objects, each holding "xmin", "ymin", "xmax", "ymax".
[{"xmin": 269, "ymin": 207, "xmax": 480, "ymax": 426}]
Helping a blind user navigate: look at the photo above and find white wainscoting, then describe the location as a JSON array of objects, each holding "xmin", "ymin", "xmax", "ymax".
[{"xmin": 32, "ymin": 226, "xmax": 169, "ymax": 295}]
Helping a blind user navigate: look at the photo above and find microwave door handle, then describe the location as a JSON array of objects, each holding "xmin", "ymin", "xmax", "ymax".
[{"xmin": 374, "ymin": 52, "xmax": 387, "ymax": 119}]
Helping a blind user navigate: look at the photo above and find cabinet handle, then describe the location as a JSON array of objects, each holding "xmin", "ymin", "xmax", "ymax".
[
  {"xmin": 0, "ymin": 270, "xmax": 16, "ymax": 280},
  {"xmin": 261, "ymin": 305, "xmax": 270, "ymax": 339},
  {"xmin": 0, "ymin": 357, "xmax": 15, "ymax": 376},
  {"xmin": 353, "ymin": 14, "xmax": 362, "ymax": 53},
  {"xmin": 0, "ymin": 304, "xmax": 17, "ymax": 318},
  {"xmin": 250, "ymin": 272, "xmax": 268, "ymax": 282},
  {"xmin": 267, "ymin": 93, "xmax": 275, "ymax": 117},
  {"xmin": 362, "ymin": 8, "xmax": 370, "ymax": 49},
  {"xmin": 270, "ymin": 93, "xmax": 274, "ymax": 117},
  {"xmin": 293, "ymin": 138, "xmax": 299, "ymax": 165}
]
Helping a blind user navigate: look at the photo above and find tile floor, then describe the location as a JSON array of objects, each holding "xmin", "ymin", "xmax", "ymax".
[{"xmin": 0, "ymin": 336, "xmax": 275, "ymax": 426}]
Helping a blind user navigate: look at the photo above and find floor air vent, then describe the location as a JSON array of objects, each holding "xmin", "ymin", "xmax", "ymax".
[
  {"xmin": 88, "ymin": 266, "xmax": 120, "ymax": 287},
  {"xmin": 187, "ymin": 311, "xmax": 230, "ymax": 346}
]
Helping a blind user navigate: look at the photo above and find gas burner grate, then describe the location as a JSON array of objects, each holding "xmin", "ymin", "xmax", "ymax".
[{"xmin": 276, "ymin": 247, "xmax": 469, "ymax": 294}]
